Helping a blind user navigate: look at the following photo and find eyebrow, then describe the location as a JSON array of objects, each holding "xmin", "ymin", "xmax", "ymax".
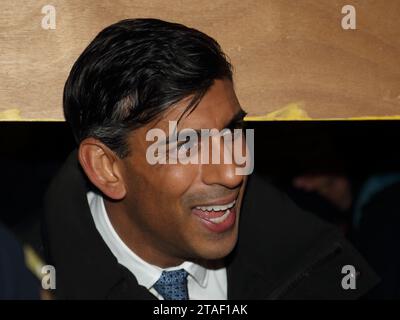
[
  {"xmin": 176, "ymin": 108, "xmax": 248, "ymax": 139},
  {"xmin": 159, "ymin": 108, "xmax": 248, "ymax": 146}
]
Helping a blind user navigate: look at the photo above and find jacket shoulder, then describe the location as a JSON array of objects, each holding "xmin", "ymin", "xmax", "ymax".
[{"xmin": 236, "ymin": 174, "xmax": 379, "ymax": 299}]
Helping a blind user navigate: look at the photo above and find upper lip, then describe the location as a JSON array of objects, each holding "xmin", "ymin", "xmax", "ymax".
[{"xmin": 191, "ymin": 193, "xmax": 239, "ymax": 209}]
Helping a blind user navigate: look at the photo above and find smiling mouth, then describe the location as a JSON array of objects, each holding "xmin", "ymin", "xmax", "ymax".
[
  {"xmin": 194, "ymin": 199, "xmax": 236, "ymax": 223},
  {"xmin": 191, "ymin": 197, "xmax": 238, "ymax": 233}
]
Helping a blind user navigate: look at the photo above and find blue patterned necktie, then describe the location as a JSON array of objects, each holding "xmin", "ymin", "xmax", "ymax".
[{"xmin": 153, "ymin": 269, "xmax": 189, "ymax": 300}]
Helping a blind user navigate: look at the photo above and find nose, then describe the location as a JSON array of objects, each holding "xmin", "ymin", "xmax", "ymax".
[
  {"xmin": 201, "ymin": 161, "xmax": 244, "ymax": 189},
  {"xmin": 200, "ymin": 136, "xmax": 244, "ymax": 189}
]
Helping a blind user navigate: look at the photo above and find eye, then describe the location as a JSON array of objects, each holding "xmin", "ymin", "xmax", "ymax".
[
  {"xmin": 177, "ymin": 136, "xmax": 189, "ymax": 148},
  {"xmin": 177, "ymin": 136, "xmax": 198, "ymax": 151}
]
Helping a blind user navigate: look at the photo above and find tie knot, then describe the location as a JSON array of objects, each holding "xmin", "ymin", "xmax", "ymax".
[{"xmin": 153, "ymin": 269, "xmax": 189, "ymax": 300}]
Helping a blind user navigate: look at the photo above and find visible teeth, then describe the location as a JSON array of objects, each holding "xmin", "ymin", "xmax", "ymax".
[
  {"xmin": 209, "ymin": 209, "xmax": 231, "ymax": 224},
  {"xmin": 195, "ymin": 200, "xmax": 236, "ymax": 212}
]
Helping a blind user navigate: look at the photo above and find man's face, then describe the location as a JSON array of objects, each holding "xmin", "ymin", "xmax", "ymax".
[{"xmin": 118, "ymin": 79, "xmax": 248, "ymax": 265}]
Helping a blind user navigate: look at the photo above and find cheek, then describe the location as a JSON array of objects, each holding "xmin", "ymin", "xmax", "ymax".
[
  {"xmin": 126, "ymin": 163, "xmax": 201, "ymax": 245},
  {"xmin": 163, "ymin": 164, "xmax": 199, "ymax": 193},
  {"xmin": 126, "ymin": 159, "xmax": 200, "ymax": 214}
]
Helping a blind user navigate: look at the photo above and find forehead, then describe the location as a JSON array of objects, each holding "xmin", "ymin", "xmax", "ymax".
[{"xmin": 155, "ymin": 79, "xmax": 241, "ymax": 130}]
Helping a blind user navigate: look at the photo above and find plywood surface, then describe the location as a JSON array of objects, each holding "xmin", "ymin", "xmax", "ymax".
[{"xmin": 0, "ymin": 0, "xmax": 399, "ymax": 120}]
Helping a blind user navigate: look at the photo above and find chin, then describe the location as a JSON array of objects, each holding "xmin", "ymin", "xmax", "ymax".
[{"xmin": 193, "ymin": 231, "xmax": 238, "ymax": 261}]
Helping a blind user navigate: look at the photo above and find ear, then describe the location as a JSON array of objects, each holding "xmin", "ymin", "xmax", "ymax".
[{"xmin": 78, "ymin": 138, "xmax": 126, "ymax": 200}]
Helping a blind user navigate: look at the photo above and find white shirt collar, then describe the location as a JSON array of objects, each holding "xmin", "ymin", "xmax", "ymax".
[{"xmin": 87, "ymin": 191, "xmax": 208, "ymax": 290}]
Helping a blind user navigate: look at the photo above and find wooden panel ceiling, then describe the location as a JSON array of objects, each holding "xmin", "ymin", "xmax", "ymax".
[{"xmin": 0, "ymin": 0, "xmax": 399, "ymax": 120}]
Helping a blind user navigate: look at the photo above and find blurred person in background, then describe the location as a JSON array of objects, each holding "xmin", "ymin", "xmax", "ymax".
[
  {"xmin": 294, "ymin": 172, "xmax": 400, "ymax": 298},
  {"xmin": 0, "ymin": 223, "xmax": 39, "ymax": 299}
]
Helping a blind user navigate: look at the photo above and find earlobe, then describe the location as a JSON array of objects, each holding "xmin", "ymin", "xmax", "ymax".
[{"xmin": 78, "ymin": 139, "xmax": 126, "ymax": 200}]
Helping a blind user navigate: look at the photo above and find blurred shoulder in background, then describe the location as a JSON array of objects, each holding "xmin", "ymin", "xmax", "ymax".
[{"xmin": 0, "ymin": 223, "xmax": 40, "ymax": 299}]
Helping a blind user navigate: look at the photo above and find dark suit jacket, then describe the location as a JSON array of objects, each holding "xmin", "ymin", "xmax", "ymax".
[{"xmin": 42, "ymin": 150, "xmax": 378, "ymax": 299}]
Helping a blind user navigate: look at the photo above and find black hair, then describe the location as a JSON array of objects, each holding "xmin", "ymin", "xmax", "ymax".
[{"xmin": 63, "ymin": 18, "xmax": 233, "ymax": 157}]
